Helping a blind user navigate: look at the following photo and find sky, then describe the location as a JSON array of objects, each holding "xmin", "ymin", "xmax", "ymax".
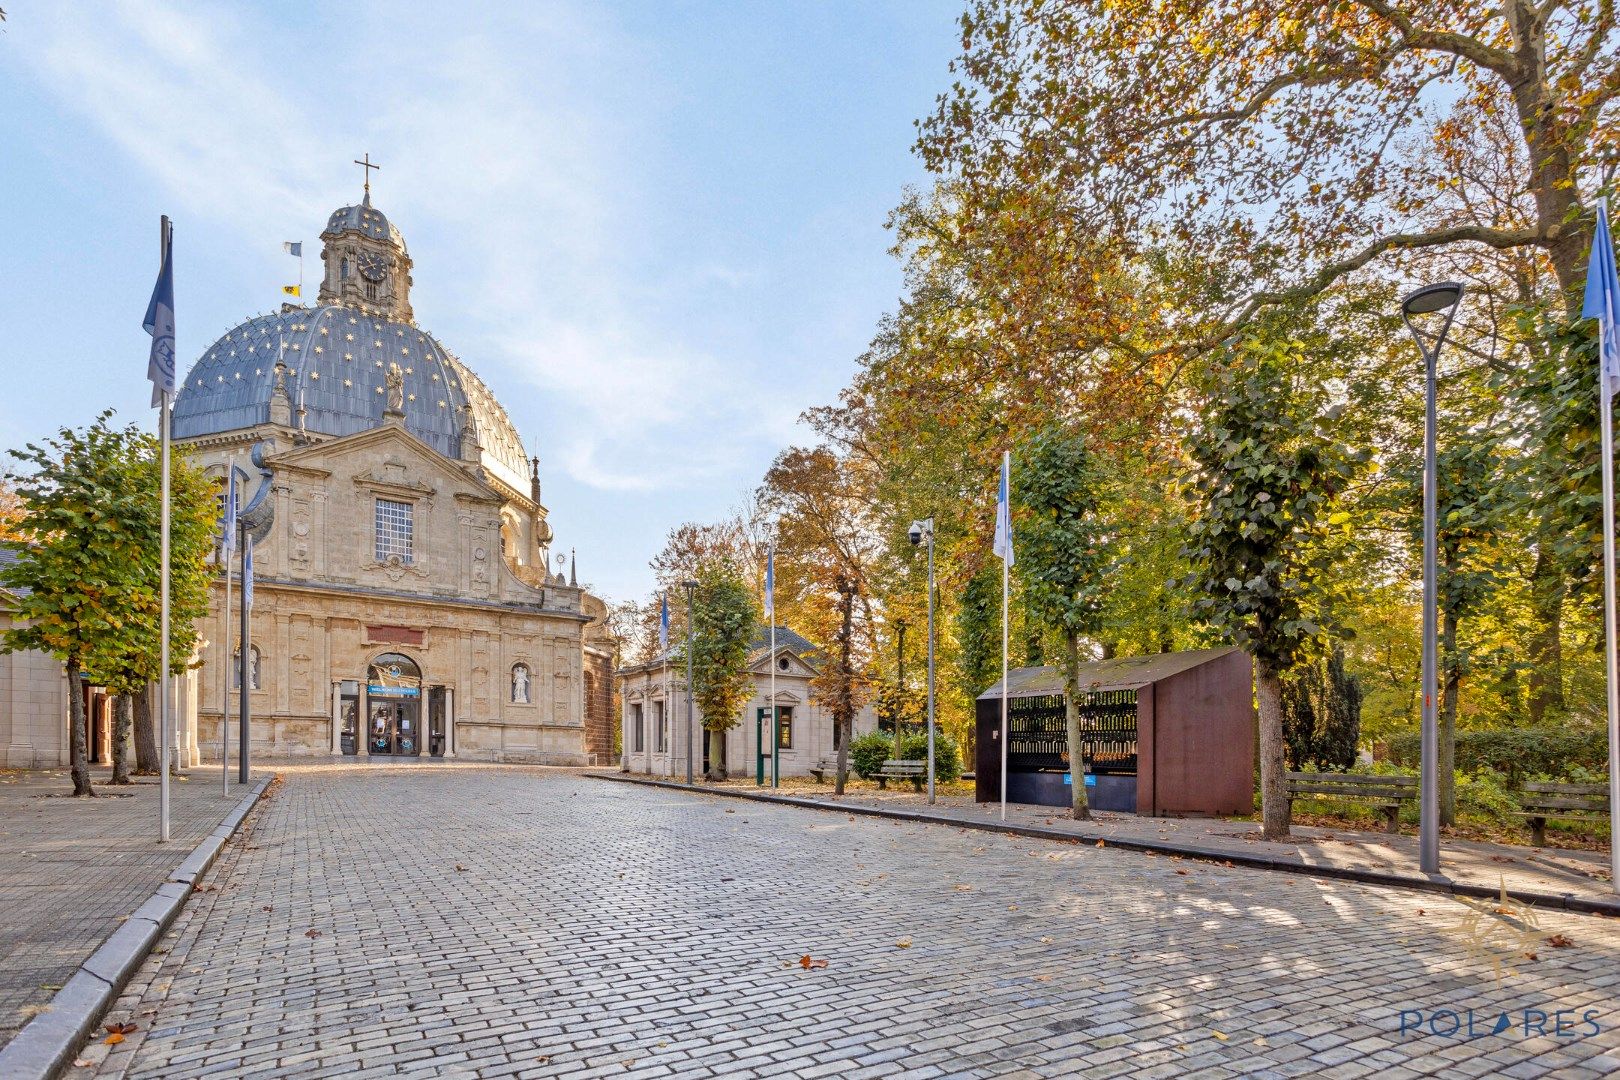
[{"xmin": 0, "ymin": 0, "xmax": 961, "ymax": 606}]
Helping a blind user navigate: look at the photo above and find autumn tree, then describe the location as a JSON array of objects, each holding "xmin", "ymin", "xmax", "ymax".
[{"xmin": 1181, "ymin": 332, "xmax": 1365, "ymax": 840}]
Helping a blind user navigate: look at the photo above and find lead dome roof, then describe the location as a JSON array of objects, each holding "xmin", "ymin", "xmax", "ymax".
[{"xmin": 171, "ymin": 305, "xmax": 530, "ymax": 495}]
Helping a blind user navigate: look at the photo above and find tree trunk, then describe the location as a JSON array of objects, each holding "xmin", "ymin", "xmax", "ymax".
[
  {"xmin": 66, "ymin": 661, "xmax": 94, "ymax": 797},
  {"xmin": 1256, "ymin": 656, "xmax": 1288, "ymax": 841},
  {"xmin": 705, "ymin": 728, "xmax": 725, "ymax": 782},
  {"xmin": 133, "ymin": 681, "xmax": 159, "ymax": 776},
  {"xmin": 833, "ymin": 583, "xmax": 855, "ymax": 796},
  {"xmin": 1061, "ymin": 633, "xmax": 1092, "ymax": 821},
  {"xmin": 1527, "ymin": 545, "xmax": 1565, "ymax": 722},
  {"xmin": 111, "ymin": 693, "xmax": 133, "ymax": 785},
  {"xmin": 1438, "ymin": 611, "xmax": 1460, "ymax": 827}
]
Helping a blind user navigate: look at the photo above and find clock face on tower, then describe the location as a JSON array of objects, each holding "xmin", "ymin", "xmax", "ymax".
[{"xmin": 357, "ymin": 252, "xmax": 388, "ymax": 283}]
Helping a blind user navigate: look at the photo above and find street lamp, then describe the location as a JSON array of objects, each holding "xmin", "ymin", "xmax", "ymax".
[
  {"xmin": 1401, "ymin": 280, "xmax": 1464, "ymax": 878},
  {"xmin": 682, "ymin": 579, "xmax": 699, "ymax": 785},
  {"xmin": 909, "ymin": 518, "xmax": 937, "ymax": 804}
]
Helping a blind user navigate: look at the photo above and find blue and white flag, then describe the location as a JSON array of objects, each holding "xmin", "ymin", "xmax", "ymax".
[
  {"xmin": 763, "ymin": 545, "xmax": 775, "ymax": 621},
  {"xmin": 1583, "ymin": 200, "xmax": 1620, "ymax": 398},
  {"xmin": 283, "ymin": 241, "xmax": 302, "ymax": 258},
  {"xmin": 243, "ymin": 541, "xmax": 253, "ymax": 608},
  {"xmin": 221, "ymin": 469, "xmax": 237, "ymax": 558},
  {"xmin": 992, "ymin": 450, "xmax": 1014, "ymax": 567},
  {"xmin": 143, "ymin": 219, "xmax": 176, "ymax": 407},
  {"xmin": 658, "ymin": 591, "xmax": 670, "ymax": 652}
]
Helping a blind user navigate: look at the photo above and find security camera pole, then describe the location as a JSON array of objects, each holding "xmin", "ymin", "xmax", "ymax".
[{"xmin": 909, "ymin": 518, "xmax": 937, "ymax": 803}]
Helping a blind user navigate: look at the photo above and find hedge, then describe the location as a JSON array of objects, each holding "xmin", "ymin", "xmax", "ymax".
[{"xmin": 1385, "ymin": 725, "xmax": 1608, "ymax": 788}]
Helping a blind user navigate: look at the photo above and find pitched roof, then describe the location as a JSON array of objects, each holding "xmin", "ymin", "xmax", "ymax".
[
  {"xmin": 622, "ymin": 624, "xmax": 825, "ymax": 676},
  {"xmin": 977, "ymin": 647, "xmax": 1245, "ymax": 699},
  {"xmin": 0, "ymin": 546, "xmax": 28, "ymax": 597}
]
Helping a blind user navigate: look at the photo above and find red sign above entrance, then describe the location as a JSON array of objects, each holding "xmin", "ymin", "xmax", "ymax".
[{"xmin": 366, "ymin": 624, "xmax": 424, "ymax": 645}]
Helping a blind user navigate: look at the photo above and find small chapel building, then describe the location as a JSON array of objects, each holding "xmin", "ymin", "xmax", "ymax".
[
  {"xmin": 169, "ymin": 182, "xmax": 616, "ymax": 765},
  {"xmin": 616, "ymin": 626, "xmax": 877, "ymax": 779}
]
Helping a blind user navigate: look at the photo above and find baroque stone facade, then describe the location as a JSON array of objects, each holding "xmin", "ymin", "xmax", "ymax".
[{"xmin": 173, "ymin": 190, "xmax": 614, "ymax": 765}]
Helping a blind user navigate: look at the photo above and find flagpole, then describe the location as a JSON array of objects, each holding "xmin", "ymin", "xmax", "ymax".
[
  {"xmin": 221, "ymin": 467, "xmax": 234, "ymax": 795},
  {"xmin": 1000, "ymin": 450, "xmax": 1010, "ymax": 823},
  {"xmin": 149, "ymin": 215, "xmax": 176, "ymax": 842},
  {"xmin": 1601, "ymin": 353, "xmax": 1619, "ymax": 893},
  {"xmin": 769, "ymin": 546, "xmax": 779, "ymax": 789}
]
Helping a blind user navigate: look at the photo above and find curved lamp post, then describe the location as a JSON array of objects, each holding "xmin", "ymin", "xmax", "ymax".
[{"xmin": 1401, "ymin": 280, "xmax": 1464, "ymax": 878}]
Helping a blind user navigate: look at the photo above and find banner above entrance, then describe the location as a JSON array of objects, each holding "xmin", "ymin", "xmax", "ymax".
[{"xmin": 367, "ymin": 685, "xmax": 421, "ymax": 698}]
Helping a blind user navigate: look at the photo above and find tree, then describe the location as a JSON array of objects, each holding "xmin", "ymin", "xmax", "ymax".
[
  {"xmin": 1181, "ymin": 332, "xmax": 1364, "ymax": 840},
  {"xmin": 827, "ymin": 575, "xmax": 860, "ymax": 794},
  {"xmin": 919, "ymin": 0, "xmax": 1617, "ymax": 360},
  {"xmin": 1282, "ymin": 644, "xmax": 1364, "ymax": 772},
  {"xmin": 1016, "ymin": 425, "xmax": 1116, "ymax": 821},
  {"xmin": 1, "ymin": 413, "xmax": 217, "ymax": 794},
  {"xmin": 686, "ymin": 559, "xmax": 757, "ymax": 782}
]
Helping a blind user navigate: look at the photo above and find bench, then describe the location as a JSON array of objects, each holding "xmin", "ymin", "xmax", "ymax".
[
  {"xmin": 1514, "ymin": 782, "xmax": 1610, "ymax": 846},
  {"xmin": 878, "ymin": 758, "xmax": 926, "ymax": 791},
  {"xmin": 1285, "ymin": 771, "xmax": 1418, "ymax": 834},
  {"xmin": 809, "ymin": 758, "xmax": 838, "ymax": 784}
]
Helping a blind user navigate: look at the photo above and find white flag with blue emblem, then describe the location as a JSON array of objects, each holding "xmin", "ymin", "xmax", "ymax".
[
  {"xmin": 283, "ymin": 241, "xmax": 302, "ymax": 258},
  {"xmin": 1584, "ymin": 200, "xmax": 1620, "ymax": 397},
  {"xmin": 764, "ymin": 545, "xmax": 775, "ymax": 621},
  {"xmin": 221, "ymin": 469, "xmax": 237, "ymax": 559},
  {"xmin": 992, "ymin": 450, "xmax": 1014, "ymax": 567},
  {"xmin": 243, "ymin": 540, "xmax": 253, "ymax": 609},
  {"xmin": 658, "ymin": 591, "xmax": 670, "ymax": 652},
  {"xmin": 143, "ymin": 219, "xmax": 176, "ymax": 407}
]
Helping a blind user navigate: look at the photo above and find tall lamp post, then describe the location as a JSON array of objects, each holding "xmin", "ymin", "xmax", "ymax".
[
  {"xmin": 909, "ymin": 518, "xmax": 937, "ymax": 804},
  {"xmin": 682, "ymin": 578, "xmax": 699, "ymax": 785},
  {"xmin": 1401, "ymin": 280, "xmax": 1464, "ymax": 878}
]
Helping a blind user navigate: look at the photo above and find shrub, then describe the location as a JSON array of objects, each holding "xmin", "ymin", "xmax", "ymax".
[
  {"xmin": 849, "ymin": 731, "xmax": 894, "ymax": 780},
  {"xmin": 1386, "ymin": 726, "xmax": 1608, "ymax": 787},
  {"xmin": 899, "ymin": 729, "xmax": 964, "ymax": 784}
]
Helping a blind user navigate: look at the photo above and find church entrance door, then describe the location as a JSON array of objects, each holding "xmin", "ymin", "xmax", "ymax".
[{"xmin": 367, "ymin": 653, "xmax": 423, "ymax": 759}]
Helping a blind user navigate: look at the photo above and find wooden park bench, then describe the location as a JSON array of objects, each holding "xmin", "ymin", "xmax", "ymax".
[
  {"xmin": 878, "ymin": 758, "xmax": 927, "ymax": 791},
  {"xmin": 1515, "ymin": 782, "xmax": 1610, "ymax": 847},
  {"xmin": 809, "ymin": 757, "xmax": 838, "ymax": 783},
  {"xmin": 1285, "ymin": 771, "xmax": 1417, "ymax": 834}
]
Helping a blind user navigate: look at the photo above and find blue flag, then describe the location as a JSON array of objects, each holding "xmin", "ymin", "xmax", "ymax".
[
  {"xmin": 992, "ymin": 450, "xmax": 1015, "ymax": 567},
  {"xmin": 1583, "ymin": 200, "xmax": 1620, "ymax": 398},
  {"xmin": 658, "ymin": 591, "xmax": 670, "ymax": 652},
  {"xmin": 143, "ymin": 219, "xmax": 176, "ymax": 407},
  {"xmin": 764, "ymin": 545, "xmax": 775, "ymax": 621},
  {"xmin": 243, "ymin": 541, "xmax": 253, "ymax": 608},
  {"xmin": 221, "ymin": 469, "xmax": 237, "ymax": 558}
]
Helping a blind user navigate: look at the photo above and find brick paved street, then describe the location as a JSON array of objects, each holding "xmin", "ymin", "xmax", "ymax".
[
  {"xmin": 79, "ymin": 763, "xmax": 1620, "ymax": 1078},
  {"xmin": 0, "ymin": 766, "xmax": 255, "ymax": 1048}
]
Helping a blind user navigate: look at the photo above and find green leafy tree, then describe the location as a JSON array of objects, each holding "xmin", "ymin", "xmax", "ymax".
[
  {"xmin": 1016, "ymin": 424, "xmax": 1116, "ymax": 821},
  {"xmin": 685, "ymin": 559, "xmax": 757, "ymax": 781},
  {"xmin": 1282, "ymin": 644, "xmax": 1363, "ymax": 772},
  {"xmin": 2, "ymin": 414, "xmax": 218, "ymax": 793},
  {"xmin": 1181, "ymin": 333, "xmax": 1364, "ymax": 840}
]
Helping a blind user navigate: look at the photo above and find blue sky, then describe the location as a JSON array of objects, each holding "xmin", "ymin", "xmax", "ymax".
[{"xmin": 0, "ymin": 1, "xmax": 960, "ymax": 605}]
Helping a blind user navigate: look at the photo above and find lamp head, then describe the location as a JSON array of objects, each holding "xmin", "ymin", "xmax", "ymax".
[
  {"xmin": 1401, "ymin": 281, "xmax": 1463, "ymax": 317},
  {"xmin": 680, "ymin": 578, "xmax": 698, "ymax": 593}
]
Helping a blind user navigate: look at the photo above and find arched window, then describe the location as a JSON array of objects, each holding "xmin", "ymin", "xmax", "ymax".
[
  {"xmin": 340, "ymin": 257, "xmax": 350, "ymax": 280},
  {"xmin": 231, "ymin": 645, "xmax": 261, "ymax": 690},
  {"xmin": 511, "ymin": 663, "xmax": 531, "ymax": 704}
]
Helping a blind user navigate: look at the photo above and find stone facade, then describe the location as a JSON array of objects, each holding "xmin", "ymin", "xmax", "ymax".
[
  {"xmin": 173, "ymin": 192, "xmax": 614, "ymax": 765},
  {"xmin": 616, "ymin": 627, "xmax": 875, "ymax": 779}
]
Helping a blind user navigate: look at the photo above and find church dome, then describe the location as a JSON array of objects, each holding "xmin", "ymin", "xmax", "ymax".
[
  {"xmin": 323, "ymin": 199, "xmax": 406, "ymax": 251},
  {"xmin": 171, "ymin": 305, "xmax": 531, "ymax": 495}
]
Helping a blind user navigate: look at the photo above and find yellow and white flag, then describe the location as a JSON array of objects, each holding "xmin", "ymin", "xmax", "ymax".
[{"xmin": 281, "ymin": 284, "xmax": 301, "ymax": 297}]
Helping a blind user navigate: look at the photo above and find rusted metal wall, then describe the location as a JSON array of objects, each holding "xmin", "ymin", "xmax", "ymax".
[{"xmin": 1138, "ymin": 649, "xmax": 1255, "ymax": 816}]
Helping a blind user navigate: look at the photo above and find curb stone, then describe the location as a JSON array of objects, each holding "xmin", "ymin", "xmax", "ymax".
[
  {"xmin": 589, "ymin": 773, "xmax": 1620, "ymax": 919},
  {"xmin": 0, "ymin": 776, "xmax": 272, "ymax": 1080}
]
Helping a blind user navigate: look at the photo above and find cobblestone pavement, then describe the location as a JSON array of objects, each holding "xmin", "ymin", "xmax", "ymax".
[
  {"xmin": 690, "ymin": 779, "xmax": 1615, "ymax": 906},
  {"xmin": 78, "ymin": 763, "xmax": 1620, "ymax": 1079},
  {"xmin": 0, "ymin": 766, "xmax": 254, "ymax": 1047}
]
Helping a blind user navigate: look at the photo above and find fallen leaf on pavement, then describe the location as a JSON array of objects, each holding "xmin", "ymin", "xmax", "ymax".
[
  {"xmin": 454, "ymin": 864, "xmax": 468, "ymax": 872},
  {"xmin": 1211, "ymin": 1031, "xmax": 1228, "ymax": 1041},
  {"xmin": 105, "ymin": 1022, "xmax": 137, "ymax": 1035},
  {"xmin": 1096, "ymin": 840, "xmax": 1106, "ymax": 847},
  {"xmin": 1039, "ymin": 936, "xmax": 1054, "ymax": 944},
  {"xmin": 1547, "ymin": 933, "xmax": 1574, "ymax": 948},
  {"xmin": 799, "ymin": 955, "xmax": 828, "ymax": 969},
  {"xmin": 73, "ymin": 1060, "xmax": 91, "ymax": 1068},
  {"xmin": 305, "ymin": 929, "xmax": 322, "ymax": 938},
  {"xmin": 895, "ymin": 937, "xmax": 912, "ymax": 949},
  {"xmin": 105, "ymin": 1033, "xmax": 124, "ymax": 1046},
  {"xmin": 1176, "ymin": 870, "xmax": 1189, "ymax": 876}
]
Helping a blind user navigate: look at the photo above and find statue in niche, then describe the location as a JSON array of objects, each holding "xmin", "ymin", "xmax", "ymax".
[
  {"xmin": 385, "ymin": 361, "xmax": 405, "ymax": 412},
  {"xmin": 512, "ymin": 663, "xmax": 531, "ymax": 704}
]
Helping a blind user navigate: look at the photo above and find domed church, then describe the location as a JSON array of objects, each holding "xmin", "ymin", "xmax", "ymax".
[{"xmin": 171, "ymin": 181, "xmax": 616, "ymax": 765}]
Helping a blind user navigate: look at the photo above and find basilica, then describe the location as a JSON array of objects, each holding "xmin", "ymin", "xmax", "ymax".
[{"xmin": 169, "ymin": 182, "xmax": 616, "ymax": 765}]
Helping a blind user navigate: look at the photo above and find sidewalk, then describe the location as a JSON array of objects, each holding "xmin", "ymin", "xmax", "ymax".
[
  {"xmin": 0, "ymin": 766, "xmax": 258, "ymax": 1049},
  {"xmin": 599, "ymin": 774, "xmax": 1620, "ymax": 916}
]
